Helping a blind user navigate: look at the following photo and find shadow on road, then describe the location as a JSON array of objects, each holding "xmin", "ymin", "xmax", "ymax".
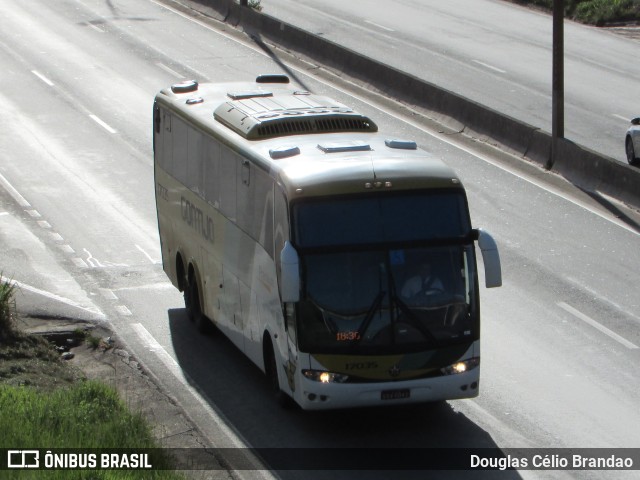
[{"xmin": 168, "ymin": 308, "xmax": 523, "ymax": 479}]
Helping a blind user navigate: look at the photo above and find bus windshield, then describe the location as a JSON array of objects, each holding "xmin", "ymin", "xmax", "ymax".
[
  {"xmin": 293, "ymin": 190, "xmax": 470, "ymax": 248},
  {"xmin": 292, "ymin": 192, "xmax": 478, "ymax": 354}
]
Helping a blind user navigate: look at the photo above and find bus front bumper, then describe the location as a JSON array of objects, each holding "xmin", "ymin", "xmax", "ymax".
[{"xmin": 295, "ymin": 369, "xmax": 479, "ymax": 410}]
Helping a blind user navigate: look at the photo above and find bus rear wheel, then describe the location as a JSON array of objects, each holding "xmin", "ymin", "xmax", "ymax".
[{"xmin": 186, "ymin": 277, "xmax": 212, "ymax": 335}]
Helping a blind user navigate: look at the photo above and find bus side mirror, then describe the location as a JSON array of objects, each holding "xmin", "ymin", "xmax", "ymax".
[
  {"xmin": 474, "ymin": 229, "xmax": 502, "ymax": 288},
  {"xmin": 280, "ymin": 241, "xmax": 300, "ymax": 303}
]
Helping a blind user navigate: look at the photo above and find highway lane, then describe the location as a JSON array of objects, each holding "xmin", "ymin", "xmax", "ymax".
[
  {"xmin": 261, "ymin": 0, "xmax": 640, "ymax": 164},
  {"xmin": 0, "ymin": 0, "xmax": 639, "ymax": 478}
]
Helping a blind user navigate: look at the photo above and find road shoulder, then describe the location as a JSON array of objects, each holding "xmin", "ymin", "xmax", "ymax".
[{"xmin": 16, "ymin": 315, "xmax": 231, "ymax": 479}]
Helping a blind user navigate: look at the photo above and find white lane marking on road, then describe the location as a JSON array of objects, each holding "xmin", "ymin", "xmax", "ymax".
[
  {"xmin": 37, "ymin": 220, "xmax": 52, "ymax": 229},
  {"xmin": 115, "ymin": 305, "xmax": 132, "ymax": 316},
  {"xmin": 156, "ymin": 62, "xmax": 183, "ymax": 78},
  {"xmin": 99, "ymin": 288, "xmax": 118, "ymax": 300},
  {"xmin": 0, "ymin": 173, "xmax": 31, "ymax": 208},
  {"xmin": 89, "ymin": 114, "xmax": 117, "ymax": 134},
  {"xmin": 472, "ymin": 60, "xmax": 507, "ymax": 74},
  {"xmin": 31, "ymin": 70, "xmax": 54, "ymax": 86},
  {"xmin": 1, "ymin": 276, "xmax": 104, "ymax": 318},
  {"xmin": 566, "ymin": 276, "xmax": 640, "ymax": 324},
  {"xmin": 26, "ymin": 210, "xmax": 41, "ymax": 218},
  {"xmin": 364, "ymin": 20, "xmax": 395, "ymax": 32},
  {"xmin": 82, "ymin": 248, "xmax": 128, "ymax": 268},
  {"xmin": 131, "ymin": 323, "xmax": 182, "ymax": 374},
  {"xmin": 113, "ymin": 283, "xmax": 175, "ymax": 292},
  {"xmin": 130, "ymin": 322, "xmax": 272, "ymax": 474},
  {"xmin": 612, "ymin": 114, "xmax": 630, "ymax": 122},
  {"xmin": 135, "ymin": 244, "xmax": 159, "ymax": 264},
  {"xmin": 58, "ymin": 244, "xmax": 75, "ymax": 254},
  {"xmin": 88, "ymin": 23, "xmax": 104, "ymax": 33},
  {"xmin": 0, "ymin": 212, "xmax": 9, "ymax": 217},
  {"xmin": 558, "ymin": 302, "xmax": 638, "ymax": 350},
  {"xmin": 83, "ymin": 248, "xmax": 105, "ymax": 268},
  {"xmin": 72, "ymin": 257, "xmax": 88, "ymax": 268}
]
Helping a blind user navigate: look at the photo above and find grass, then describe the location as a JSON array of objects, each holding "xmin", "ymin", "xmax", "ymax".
[
  {"xmin": 0, "ymin": 382, "xmax": 182, "ymax": 479},
  {"xmin": 0, "ymin": 382, "xmax": 154, "ymax": 448},
  {"xmin": 0, "ymin": 278, "xmax": 185, "ymax": 479},
  {"xmin": 0, "ymin": 275, "xmax": 17, "ymax": 341}
]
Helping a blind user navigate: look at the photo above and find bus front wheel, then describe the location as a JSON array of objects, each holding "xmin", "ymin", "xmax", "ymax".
[{"xmin": 264, "ymin": 337, "xmax": 294, "ymax": 409}]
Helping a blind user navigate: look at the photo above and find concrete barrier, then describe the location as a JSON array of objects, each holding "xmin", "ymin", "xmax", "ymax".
[{"xmin": 175, "ymin": 0, "xmax": 640, "ymax": 210}]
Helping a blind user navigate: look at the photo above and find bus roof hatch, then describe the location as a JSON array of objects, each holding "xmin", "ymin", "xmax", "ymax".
[{"xmin": 214, "ymin": 91, "xmax": 378, "ymax": 140}]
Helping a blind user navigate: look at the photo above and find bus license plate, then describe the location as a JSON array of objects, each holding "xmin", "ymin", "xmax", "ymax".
[{"xmin": 381, "ymin": 389, "xmax": 410, "ymax": 400}]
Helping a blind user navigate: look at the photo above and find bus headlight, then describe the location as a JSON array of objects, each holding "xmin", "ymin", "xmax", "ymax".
[
  {"xmin": 303, "ymin": 369, "xmax": 349, "ymax": 383},
  {"xmin": 441, "ymin": 358, "xmax": 479, "ymax": 376}
]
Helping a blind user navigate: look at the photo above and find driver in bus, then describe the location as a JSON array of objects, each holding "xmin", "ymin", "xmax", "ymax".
[{"xmin": 401, "ymin": 261, "xmax": 444, "ymax": 299}]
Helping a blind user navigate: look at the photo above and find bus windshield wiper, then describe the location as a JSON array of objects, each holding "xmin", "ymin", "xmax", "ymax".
[
  {"xmin": 387, "ymin": 264, "xmax": 438, "ymax": 346},
  {"xmin": 352, "ymin": 291, "xmax": 386, "ymax": 345},
  {"xmin": 392, "ymin": 294, "xmax": 439, "ymax": 346}
]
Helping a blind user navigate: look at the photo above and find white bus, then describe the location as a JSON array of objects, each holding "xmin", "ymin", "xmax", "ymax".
[{"xmin": 153, "ymin": 75, "xmax": 502, "ymax": 410}]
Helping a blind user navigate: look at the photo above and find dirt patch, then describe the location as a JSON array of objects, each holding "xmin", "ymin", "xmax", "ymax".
[{"xmin": 0, "ymin": 331, "xmax": 83, "ymax": 389}]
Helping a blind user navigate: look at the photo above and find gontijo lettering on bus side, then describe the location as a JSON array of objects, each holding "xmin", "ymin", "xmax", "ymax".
[{"xmin": 181, "ymin": 196, "xmax": 214, "ymax": 245}]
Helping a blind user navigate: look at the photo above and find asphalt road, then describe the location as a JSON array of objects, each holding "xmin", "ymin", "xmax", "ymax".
[
  {"xmin": 0, "ymin": 0, "xmax": 639, "ymax": 479},
  {"xmin": 261, "ymin": 0, "xmax": 640, "ymax": 164}
]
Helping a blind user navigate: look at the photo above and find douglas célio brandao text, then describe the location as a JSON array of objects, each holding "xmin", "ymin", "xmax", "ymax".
[{"xmin": 470, "ymin": 453, "xmax": 634, "ymax": 470}]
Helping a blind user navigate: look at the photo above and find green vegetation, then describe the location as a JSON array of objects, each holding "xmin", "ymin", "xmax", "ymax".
[
  {"xmin": 1, "ymin": 382, "xmax": 153, "ymax": 449},
  {"xmin": 248, "ymin": 0, "xmax": 263, "ymax": 12},
  {"xmin": 0, "ymin": 276, "xmax": 17, "ymax": 341},
  {"xmin": 516, "ymin": 0, "xmax": 640, "ymax": 24},
  {"xmin": 0, "ymin": 278, "xmax": 184, "ymax": 479},
  {"xmin": 0, "ymin": 382, "xmax": 182, "ymax": 479}
]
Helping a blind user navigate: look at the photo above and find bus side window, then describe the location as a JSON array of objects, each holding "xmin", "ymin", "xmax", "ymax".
[
  {"xmin": 204, "ymin": 138, "xmax": 220, "ymax": 207},
  {"xmin": 236, "ymin": 157, "xmax": 255, "ymax": 235},
  {"xmin": 219, "ymin": 146, "xmax": 237, "ymax": 220},
  {"xmin": 161, "ymin": 111, "xmax": 172, "ymax": 173},
  {"xmin": 186, "ymin": 128, "xmax": 204, "ymax": 197},
  {"xmin": 172, "ymin": 118, "xmax": 188, "ymax": 185},
  {"xmin": 154, "ymin": 105, "xmax": 161, "ymax": 134},
  {"xmin": 274, "ymin": 189, "xmax": 289, "ymax": 292},
  {"xmin": 235, "ymin": 155, "xmax": 274, "ymax": 257},
  {"xmin": 253, "ymin": 168, "xmax": 273, "ymax": 257}
]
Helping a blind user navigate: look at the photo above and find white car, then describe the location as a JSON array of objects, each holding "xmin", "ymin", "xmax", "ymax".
[{"xmin": 626, "ymin": 118, "xmax": 640, "ymax": 166}]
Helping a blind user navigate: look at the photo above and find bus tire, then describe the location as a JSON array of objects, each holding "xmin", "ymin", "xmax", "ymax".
[
  {"xmin": 186, "ymin": 272, "xmax": 211, "ymax": 334},
  {"xmin": 184, "ymin": 286, "xmax": 194, "ymax": 322},
  {"xmin": 191, "ymin": 281, "xmax": 212, "ymax": 335},
  {"xmin": 264, "ymin": 337, "xmax": 294, "ymax": 409}
]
